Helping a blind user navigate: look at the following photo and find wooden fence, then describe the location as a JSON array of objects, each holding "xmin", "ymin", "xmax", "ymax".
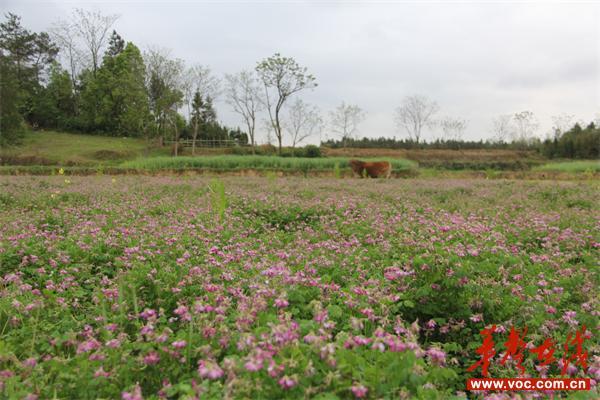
[{"xmin": 164, "ymin": 139, "xmax": 248, "ymax": 148}]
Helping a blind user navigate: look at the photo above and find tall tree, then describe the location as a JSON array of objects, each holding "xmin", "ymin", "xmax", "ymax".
[
  {"xmin": 492, "ymin": 114, "xmax": 514, "ymax": 143},
  {"xmin": 0, "ymin": 54, "xmax": 22, "ymax": 144},
  {"xmin": 224, "ymin": 70, "xmax": 263, "ymax": 154},
  {"xmin": 550, "ymin": 113, "xmax": 574, "ymax": 139},
  {"xmin": 29, "ymin": 62, "xmax": 76, "ymax": 129},
  {"xmin": 256, "ymin": 53, "xmax": 317, "ymax": 154},
  {"xmin": 0, "ymin": 13, "xmax": 58, "ymax": 88},
  {"xmin": 72, "ymin": 8, "xmax": 119, "ymax": 76},
  {"xmin": 190, "ymin": 91, "xmax": 217, "ymax": 154},
  {"xmin": 329, "ymin": 102, "xmax": 365, "ymax": 147},
  {"xmin": 512, "ymin": 110, "xmax": 539, "ymax": 143},
  {"xmin": 284, "ymin": 98, "xmax": 322, "ymax": 149},
  {"xmin": 394, "ymin": 95, "xmax": 439, "ymax": 143},
  {"xmin": 80, "ymin": 42, "xmax": 150, "ymax": 136},
  {"xmin": 49, "ymin": 20, "xmax": 83, "ymax": 87},
  {"xmin": 438, "ymin": 116, "xmax": 467, "ymax": 141},
  {"xmin": 182, "ymin": 64, "xmax": 220, "ymax": 154},
  {"xmin": 0, "ymin": 12, "xmax": 58, "ymax": 127},
  {"xmin": 144, "ymin": 47, "xmax": 184, "ymax": 145}
]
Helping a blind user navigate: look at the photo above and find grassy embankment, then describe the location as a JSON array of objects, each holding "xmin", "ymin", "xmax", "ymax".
[{"xmin": 0, "ymin": 130, "xmax": 168, "ymax": 165}]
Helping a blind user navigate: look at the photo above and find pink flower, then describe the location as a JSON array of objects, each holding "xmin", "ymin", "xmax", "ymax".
[
  {"xmin": 122, "ymin": 383, "xmax": 143, "ymax": 400},
  {"xmin": 140, "ymin": 309, "xmax": 157, "ymax": 320},
  {"xmin": 94, "ymin": 367, "xmax": 110, "ymax": 378},
  {"xmin": 351, "ymin": 384, "xmax": 368, "ymax": 398},
  {"xmin": 244, "ymin": 358, "xmax": 263, "ymax": 372},
  {"xmin": 77, "ymin": 338, "xmax": 101, "ymax": 354},
  {"xmin": 274, "ymin": 298, "xmax": 289, "ymax": 308},
  {"xmin": 562, "ymin": 311, "xmax": 578, "ymax": 327},
  {"xmin": 143, "ymin": 351, "xmax": 160, "ymax": 365},
  {"xmin": 469, "ymin": 314, "xmax": 483, "ymax": 323},
  {"xmin": 198, "ymin": 360, "xmax": 224, "ymax": 380},
  {"xmin": 426, "ymin": 348, "xmax": 446, "ymax": 366},
  {"xmin": 172, "ymin": 340, "xmax": 187, "ymax": 349},
  {"xmin": 106, "ymin": 339, "xmax": 121, "ymax": 348},
  {"xmin": 278, "ymin": 375, "xmax": 297, "ymax": 389},
  {"xmin": 545, "ymin": 305, "xmax": 556, "ymax": 314},
  {"xmin": 23, "ymin": 358, "xmax": 37, "ymax": 368}
]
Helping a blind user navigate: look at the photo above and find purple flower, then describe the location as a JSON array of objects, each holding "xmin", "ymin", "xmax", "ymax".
[
  {"xmin": 278, "ymin": 375, "xmax": 297, "ymax": 389},
  {"xmin": 244, "ymin": 358, "xmax": 263, "ymax": 372},
  {"xmin": 426, "ymin": 348, "xmax": 446, "ymax": 366},
  {"xmin": 562, "ymin": 310, "xmax": 578, "ymax": 327},
  {"xmin": 274, "ymin": 298, "xmax": 289, "ymax": 308},
  {"xmin": 351, "ymin": 384, "xmax": 368, "ymax": 398},
  {"xmin": 425, "ymin": 319, "xmax": 437, "ymax": 329},
  {"xmin": 143, "ymin": 351, "xmax": 160, "ymax": 365},
  {"xmin": 198, "ymin": 360, "xmax": 224, "ymax": 380},
  {"xmin": 469, "ymin": 314, "xmax": 483, "ymax": 323},
  {"xmin": 22, "ymin": 358, "xmax": 37, "ymax": 368},
  {"xmin": 122, "ymin": 383, "xmax": 143, "ymax": 400}
]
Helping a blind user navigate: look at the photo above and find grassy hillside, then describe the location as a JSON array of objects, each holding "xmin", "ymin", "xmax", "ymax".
[{"xmin": 0, "ymin": 130, "xmax": 167, "ymax": 166}]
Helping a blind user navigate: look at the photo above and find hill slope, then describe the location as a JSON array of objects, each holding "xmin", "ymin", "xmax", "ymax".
[{"xmin": 0, "ymin": 130, "xmax": 166, "ymax": 166}]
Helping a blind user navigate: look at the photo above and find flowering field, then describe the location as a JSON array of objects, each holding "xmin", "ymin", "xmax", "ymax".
[{"xmin": 0, "ymin": 176, "xmax": 598, "ymax": 399}]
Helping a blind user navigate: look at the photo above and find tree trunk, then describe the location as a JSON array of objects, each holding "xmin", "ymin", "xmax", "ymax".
[
  {"xmin": 278, "ymin": 135, "xmax": 282, "ymax": 155},
  {"xmin": 275, "ymin": 110, "xmax": 282, "ymax": 155},
  {"xmin": 248, "ymin": 123, "xmax": 255, "ymax": 155},
  {"xmin": 192, "ymin": 121, "xmax": 198, "ymax": 156},
  {"xmin": 174, "ymin": 126, "xmax": 179, "ymax": 157}
]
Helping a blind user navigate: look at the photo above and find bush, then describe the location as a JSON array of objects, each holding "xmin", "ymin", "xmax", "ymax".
[{"xmin": 303, "ymin": 145, "xmax": 321, "ymax": 158}]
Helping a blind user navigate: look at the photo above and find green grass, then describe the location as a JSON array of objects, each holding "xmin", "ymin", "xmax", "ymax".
[
  {"xmin": 0, "ymin": 130, "xmax": 166, "ymax": 165},
  {"xmin": 121, "ymin": 155, "xmax": 417, "ymax": 172},
  {"xmin": 535, "ymin": 160, "xmax": 600, "ymax": 173}
]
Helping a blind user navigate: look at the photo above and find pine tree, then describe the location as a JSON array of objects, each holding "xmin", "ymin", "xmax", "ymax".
[
  {"xmin": 190, "ymin": 91, "xmax": 205, "ymax": 154},
  {"xmin": 105, "ymin": 30, "xmax": 125, "ymax": 59}
]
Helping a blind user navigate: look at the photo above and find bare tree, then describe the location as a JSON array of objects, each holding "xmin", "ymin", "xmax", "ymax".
[
  {"xmin": 144, "ymin": 47, "xmax": 185, "ymax": 148},
  {"xmin": 492, "ymin": 114, "xmax": 514, "ymax": 143},
  {"xmin": 513, "ymin": 110, "xmax": 539, "ymax": 143},
  {"xmin": 256, "ymin": 53, "xmax": 317, "ymax": 155},
  {"xmin": 329, "ymin": 102, "xmax": 366, "ymax": 146},
  {"xmin": 72, "ymin": 8, "xmax": 119, "ymax": 76},
  {"xmin": 394, "ymin": 95, "xmax": 439, "ymax": 143},
  {"xmin": 225, "ymin": 70, "xmax": 264, "ymax": 154},
  {"xmin": 284, "ymin": 99, "xmax": 323, "ymax": 149},
  {"xmin": 438, "ymin": 116, "xmax": 468, "ymax": 141},
  {"xmin": 182, "ymin": 64, "xmax": 220, "ymax": 154},
  {"xmin": 49, "ymin": 20, "xmax": 84, "ymax": 86},
  {"xmin": 550, "ymin": 113, "xmax": 574, "ymax": 138}
]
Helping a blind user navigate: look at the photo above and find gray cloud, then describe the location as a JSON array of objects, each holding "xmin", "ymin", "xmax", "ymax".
[{"xmin": 2, "ymin": 0, "xmax": 599, "ymax": 143}]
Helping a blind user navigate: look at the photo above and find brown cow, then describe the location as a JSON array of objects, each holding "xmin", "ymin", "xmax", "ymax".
[{"xmin": 349, "ymin": 159, "xmax": 392, "ymax": 178}]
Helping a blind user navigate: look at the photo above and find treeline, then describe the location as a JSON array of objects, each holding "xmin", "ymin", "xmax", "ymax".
[
  {"xmin": 0, "ymin": 13, "xmax": 246, "ymax": 149},
  {"xmin": 323, "ymin": 123, "xmax": 600, "ymax": 159},
  {"xmin": 541, "ymin": 122, "xmax": 599, "ymax": 159},
  {"xmin": 321, "ymin": 137, "xmax": 540, "ymax": 150}
]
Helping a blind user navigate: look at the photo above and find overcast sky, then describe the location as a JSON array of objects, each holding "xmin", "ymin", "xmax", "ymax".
[{"xmin": 3, "ymin": 1, "xmax": 599, "ymax": 144}]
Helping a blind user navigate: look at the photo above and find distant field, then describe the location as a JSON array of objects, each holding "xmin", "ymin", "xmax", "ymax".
[
  {"xmin": 535, "ymin": 160, "xmax": 600, "ymax": 173},
  {"xmin": 324, "ymin": 147, "xmax": 545, "ymax": 170},
  {"xmin": 121, "ymin": 155, "xmax": 417, "ymax": 172}
]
